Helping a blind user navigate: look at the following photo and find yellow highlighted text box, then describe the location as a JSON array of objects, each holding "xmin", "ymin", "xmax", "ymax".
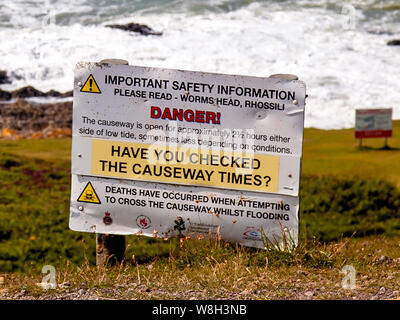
[{"xmin": 91, "ymin": 139, "xmax": 279, "ymax": 193}]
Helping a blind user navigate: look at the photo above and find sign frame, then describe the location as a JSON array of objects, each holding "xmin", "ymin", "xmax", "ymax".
[{"xmin": 69, "ymin": 61, "xmax": 307, "ymax": 249}]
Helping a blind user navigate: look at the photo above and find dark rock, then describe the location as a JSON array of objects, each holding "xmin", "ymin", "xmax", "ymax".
[
  {"xmin": 44, "ymin": 89, "xmax": 72, "ymax": 98},
  {"xmin": 0, "ymin": 70, "xmax": 11, "ymax": 84},
  {"xmin": 60, "ymin": 282, "xmax": 71, "ymax": 288},
  {"xmin": 106, "ymin": 22, "xmax": 162, "ymax": 36},
  {"xmin": 387, "ymin": 39, "xmax": 400, "ymax": 46},
  {"xmin": 78, "ymin": 289, "xmax": 86, "ymax": 295},
  {"xmin": 12, "ymin": 86, "xmax": 46, "ymax": 99},
  {"xmin": 367, "ymin": 30, "xmax": 393, "ymax": 36},
  {"xmin": 378, "ymin": 255, "xmax": 389, "ymax": 263},
  {"xmin": 45, "ymin": 90, "xmax": 63, "ymax": 97},
  {"xmin": 61, "ymin": 90, "xmax": 73, "ymax": 98},
  {"xmin": 0, "ymin": 89, "xmax": 12, "ymax": 101},
  {"xmin": 1, "ymin": 86, "xmax": 71, "ymax": 100}
]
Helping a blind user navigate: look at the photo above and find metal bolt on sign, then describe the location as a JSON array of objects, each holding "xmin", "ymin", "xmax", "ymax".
[{"xmin": 94, "ymin": 58, "xmax": 128, "ymax": 267}]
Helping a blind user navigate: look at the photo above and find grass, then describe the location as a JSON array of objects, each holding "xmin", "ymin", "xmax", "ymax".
[
  {"xmin": 302, "ymin": 120, "xmax": 400, "ymax": 188},
  {"xmin": 0, "ymin": 122, "xmax": 400, "ymax": 299},
  {"xmin": 1, "ymin": 236, "xmax": 399, "ymax": 300},
  {"xmin": 0, "ymin": 138, "xmax": 71, "ymax": 163},
  {"xmin": 299, "ymin": 175, "xmax": 400, "ymax": 241}
]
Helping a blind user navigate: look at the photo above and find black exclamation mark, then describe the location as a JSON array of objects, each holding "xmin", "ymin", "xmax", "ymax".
[{"xmin": 89, "ymin": 78, "xmax": 93, "ymax": 91}]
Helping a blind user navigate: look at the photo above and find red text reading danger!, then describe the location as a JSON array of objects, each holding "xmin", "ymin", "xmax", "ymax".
[{"xmin": 150, "ymin": 106, "xmax": 221, "ymax": 125}]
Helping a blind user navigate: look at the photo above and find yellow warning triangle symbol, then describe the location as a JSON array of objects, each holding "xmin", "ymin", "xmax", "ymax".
[
  {"xmin": 80, "ymin": 74, "xmax": 101, "ymax": 94},
  {"xmin": 77, "ymin": 182, "xmax": 101, "ymax": 204}
]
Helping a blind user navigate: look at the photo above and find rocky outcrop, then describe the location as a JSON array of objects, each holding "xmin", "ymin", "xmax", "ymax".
[
  {"xmin": 387, "ymin": 39, "xmax": 400, "ymax": 46},
  {"xmin": 12, "ymin": 86, "xmax": 73, "ymax": 99},
  {"xmin": 367, "ymin": 30, "xmax": 393, "ymax": 36},
  {"xmin": 0, "ymin": 70, "xmax": 10, "ymax": 84},
  {"xmin": 105, "ymin": 22, "xmax": 162, "ymax": 36},
  {"xmin": 0, "ymin": 99, "xmax": 72, "ymax": 139},
  {"xmin": 0, "ymin": 89, "xmax": 12, "ymax": 101},
  {"xmin": 45, "ymin": 89, "xmax": 73, "ymax": 98},
  {"xmin": 0, "ymin": 69, "xmax": 74, "ymax": 138},
  {"xmin": 0, "ymin": 86, "xmax": 72, "ymax": 101},
  {"xmin": 12, "ymin": 86, "xmax": 47, "ymax": 99}
]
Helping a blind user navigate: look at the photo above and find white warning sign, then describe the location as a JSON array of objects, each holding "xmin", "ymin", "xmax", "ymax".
[{"xmin": 70, "ymin": 62, "xmax": 306, "ymax": 248}]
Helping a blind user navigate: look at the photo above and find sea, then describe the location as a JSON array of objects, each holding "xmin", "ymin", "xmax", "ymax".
[{"xmin": 0, "ymin": 0, "xmax": 399, "ymax": 129}]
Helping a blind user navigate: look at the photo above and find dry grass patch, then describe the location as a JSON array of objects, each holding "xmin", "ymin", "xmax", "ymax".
[{"xmin": 1, "ymin": 235, "xmax": 399, "ymax": 300}]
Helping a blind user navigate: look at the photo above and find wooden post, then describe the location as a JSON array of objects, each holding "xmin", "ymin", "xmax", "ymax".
[
  {"xmin": 96, "ymin": 233, "xmax": 126, "ymax": 266},
  {"xmin": 383, "ymin": 137, "xmax": 388, "ymax": 149},
  {"xmin": 95, "ymin": 58, "xmax": 128, "ymax": 267}
]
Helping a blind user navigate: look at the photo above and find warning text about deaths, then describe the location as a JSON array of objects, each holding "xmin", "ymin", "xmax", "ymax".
[{"xmin": 102, "ymin": 184, "xmax": 293, "ymax": 223}]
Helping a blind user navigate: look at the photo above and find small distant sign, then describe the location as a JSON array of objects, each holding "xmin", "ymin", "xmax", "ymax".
[{"xmin": 355, "ymin": 108, "xmax": 392, "ymax": 139}]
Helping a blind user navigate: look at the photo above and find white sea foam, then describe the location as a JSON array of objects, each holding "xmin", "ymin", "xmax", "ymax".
[{"xmin": 0, "ymin": 0, "xmax": 399, "ymax": 129}]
